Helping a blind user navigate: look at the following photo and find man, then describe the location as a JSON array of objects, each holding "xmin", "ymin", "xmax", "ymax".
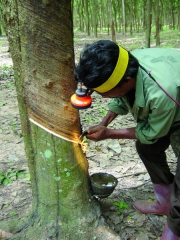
[{"xmin": 74, "ymin": 40, "xmax": 180, "ymax": 239}]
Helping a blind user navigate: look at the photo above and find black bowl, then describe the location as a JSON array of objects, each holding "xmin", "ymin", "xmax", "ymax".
[{"xmin": 90, "ymin": 172, "xmax": 118, "ymax": 198}]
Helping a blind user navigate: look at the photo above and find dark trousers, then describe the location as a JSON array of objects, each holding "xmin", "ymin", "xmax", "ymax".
[{"xmin": 136, "ymin": 136, "xmax": 180, "ymax": 236}]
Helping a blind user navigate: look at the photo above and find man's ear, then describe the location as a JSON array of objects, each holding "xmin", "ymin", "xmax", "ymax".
[
  {"xmin": 126, "ymin": 77, "xmax": 135, "ymax": 86},
  {"xmin": 126, "ymin": 77, "xmax": 133, "ymax": 82}
]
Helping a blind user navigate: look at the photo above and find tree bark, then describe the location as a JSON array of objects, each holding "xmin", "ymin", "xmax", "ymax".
[
  {"xmin": 92, "ymin": 0, "xmax": 98, "ymax": 38},
  {"xmin": 129, "ymin": 0, "xmax": 133, "ymax": 35},
  {"xmin": 146, "ymin": 0, "xmax": 152, "ymax": 48},
  {"xmin": 122, "ymin": 0, "xmax": 126, "ymax": 37},
  {"xmin": 108, "ymin": 0, "xmax": 116, "ymax": 42},
  {"xmin": 1, "ymin": 0, "xmax": 120, "ymax": 239},
  {"xmin": 85, "ymin": 0, "xmax": 90, "ymax": 35},
  {"xmin": 178, "ymin": 0, "xmax": 180, "ymax": 31},
  {"xmin": 155, "ymin": 0, "xmax": 160, "ymax": 46}
]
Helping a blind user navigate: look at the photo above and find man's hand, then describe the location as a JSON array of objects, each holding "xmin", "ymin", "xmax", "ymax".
[
  {"xmin": 83, "ymin": 110, "xmax": 118, "ymax": 141},
  {"xmin": 86, "ymin": 125, "xmax": 109, "ymax": 141},
  {"xmin": 86, "ymin": 126, "xmax": 136, "ymax": 142}
]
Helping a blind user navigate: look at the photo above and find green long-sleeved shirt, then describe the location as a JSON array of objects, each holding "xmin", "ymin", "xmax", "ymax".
[{"xmin": 108, "ymin": 48, "xmax": 180, "ymax": 144}]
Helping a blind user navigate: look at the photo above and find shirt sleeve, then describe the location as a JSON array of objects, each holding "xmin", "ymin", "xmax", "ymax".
[
  {"xmin": 135, "ymin": 102, "xmax": 177, "ymax": 144},
  {"xmin": 108, "ymin": 98, "xmax": 129, "ymax": 115}
]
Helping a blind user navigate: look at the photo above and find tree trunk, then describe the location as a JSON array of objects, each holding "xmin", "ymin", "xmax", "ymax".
[
  {"xmin": 80, "ymin": 0, "xmax": 85, "ymax": 32},
  {"xmin": 85, "ymin": 0, "xmax": 90, "ymax": 35},
  {"xmin": 111, "ymin": 20, "xmax": 116, "ymax": 42},
  {"xmin": 129, "ymin": 0, "xmax": 133, "ymax": 35},
  {"xmin": 1, "ymin": 1, "xmax": 120, "ymax": 239},
  {"xmin": 143, "ymin": 0, "xmax": 147, "ymax": 32},
  {"xmin": 122, "ymin": 0, "xmax": 126, "ymax": 37},
  {"xmin": 178, "ymin": 0, "xmax": 180, "ymax": 31},
  {"xmin": 171, "ymin": 0, "xmax": 175, "ymax": 29},
  {"xmin": 146, "ymin": 0, "xmax": 152, "ymax": 48},
  {"xmin": 155, "ymin": 0, "xmax": 160, "ymax": 46},
  {"xmin": 92, "ymin": 0, "xmax": 98, "ymax": 37},
  {"xmin": 108, "ymin": 0, "xmax": 116, "ymax": 42}
]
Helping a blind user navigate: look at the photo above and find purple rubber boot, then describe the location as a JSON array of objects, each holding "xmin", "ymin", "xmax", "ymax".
[
  {"xmin": 133, "ymin": 184, "xmax": 172, "ymax": 215},
  {"xmin": 160, "ymin": 223, "xmax": 179, "ymax": 240}
]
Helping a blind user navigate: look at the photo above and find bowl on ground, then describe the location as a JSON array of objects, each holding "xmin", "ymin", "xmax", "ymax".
[{"xmin": 90, "ymin": 172, "xmax": 118, "ymax": 198}]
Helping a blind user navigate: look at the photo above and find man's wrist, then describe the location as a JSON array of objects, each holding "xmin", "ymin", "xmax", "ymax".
[{"xmin": 99, "ymin": 121, "xmax": 107, "ymax": 127}]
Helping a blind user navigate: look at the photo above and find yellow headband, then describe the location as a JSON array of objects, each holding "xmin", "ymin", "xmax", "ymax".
[{"xmin": 93, "ymin": 46, "xmax": 129, "ymax": 93}]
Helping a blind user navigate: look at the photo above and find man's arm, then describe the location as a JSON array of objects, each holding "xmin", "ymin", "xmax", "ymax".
[
  {"xmin": 86, "ymin": 110, "xmax": 136, "ymax": 141},
  {"xmin": 107, "ymin": 127, "xmax": 136, "ymax": 139},
  {"xmin": 86, "ymin": 126, "xmax": 136, "ymax": 141},
  {"xmin": 99, "ymin": 110, "xmax": 118, "ymax": 127}
]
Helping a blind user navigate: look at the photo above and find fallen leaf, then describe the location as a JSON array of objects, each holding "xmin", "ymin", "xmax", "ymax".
[
  {"xmin": 0, "ymin": 229, "xmax": 13, "ymax": 238},
  {"xmin": 108, "ymin": 140, "xmax": 121, "ymax": 154}
]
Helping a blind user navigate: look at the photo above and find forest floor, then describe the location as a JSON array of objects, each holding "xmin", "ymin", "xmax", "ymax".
[{"xmin": 0, "ymin": 30, "xmax": 179, "ymax": 240}]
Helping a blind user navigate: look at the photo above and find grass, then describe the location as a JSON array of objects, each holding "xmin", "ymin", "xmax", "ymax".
[
  {"xmin": 113, "ymin": 199, "xmax": 130, "ymax": 214},
  {"xmin": 0, "ymin": 65, "xmax": 14, "ymax": 80},
  {"xmin": 0, "ymin": 168, "xmax": 30, "ymax": 186}
]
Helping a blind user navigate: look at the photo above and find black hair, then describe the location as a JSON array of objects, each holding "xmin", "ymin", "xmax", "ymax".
[{"xmin": 74, "ymin": 40, "xmax": 139, "ymax": 90}]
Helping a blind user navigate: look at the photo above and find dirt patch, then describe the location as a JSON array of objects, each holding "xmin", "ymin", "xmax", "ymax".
[{"xmin": 0, "ymin": 33, "xmax": 178, "ymax": 240}]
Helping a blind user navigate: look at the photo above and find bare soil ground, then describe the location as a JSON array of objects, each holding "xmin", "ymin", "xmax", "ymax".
[{"xmin": 0, "ymin": 32, "xmax": 179, "ymax": 240}]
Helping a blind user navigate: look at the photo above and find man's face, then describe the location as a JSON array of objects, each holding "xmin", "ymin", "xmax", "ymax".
[{"xmin": 97, "ymin": 77, "xmax": 135, "ymax": 98}]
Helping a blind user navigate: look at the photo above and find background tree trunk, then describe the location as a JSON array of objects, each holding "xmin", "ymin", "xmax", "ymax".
[
  {"xmin": 108, "ymin": 0, "xmax": 116, "ymax": 42},
  {"xmin": 72, "ymin": 0, "xmax": 180, "ymax": 38},
  {"xmin": 122, "ymin": 0, "xmax": 126, "ymax": 37},
  {"xmin": 155, "ymin": 0, "xmax": 160, "ymax": 46},
  {"xmin": 178, "ymin": 0, "xmax": 180, "ymax": 31},
  {"xmin": 92, "ymin": 0, "xmax": 98, "ymax": 37},
  {"xmin": 146, "ymin": 0, "xmax": 152, "ymax": 48},
  {"xmin": 85, "ymin": 0, "xmax": 90, "ymax": 35},
  {"xmin": 1, "ymin": 0, "xmax": 120, "ymax": 239},
  {"xmin": 129, "ymin": 0, "xmax": 133, "ymax": 36}
]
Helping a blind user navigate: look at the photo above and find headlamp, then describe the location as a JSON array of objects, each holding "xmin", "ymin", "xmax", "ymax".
[{"xmin": 71, "ymin": 85, "xmax": 93, "ymax": 110}]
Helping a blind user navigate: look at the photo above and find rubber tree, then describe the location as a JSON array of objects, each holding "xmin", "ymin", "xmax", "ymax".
[
  {"xmin": 92, "ymin": 0, "xmax": 98, "ymax": 37},
  {"xmin": 155, "ymin": 0, "xmax": 160, "ymax": 46},
  {"xmin": 108, "ymin": 0, "xmax": 116, "ymax": 42},
  {"xmin": 146, "ymin": 0, "xmax": 152, "ymax": 48},
  {"xmin": 84, "ymin": 0, "xmax": 90, "ymax": 35},
  {"xmin": 121, "ymin": 0, "xmax": 126, "ymax": 37},
  {"xmin": 1, "ymin": 0, "xmax": 120, "ymax": 239}
]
